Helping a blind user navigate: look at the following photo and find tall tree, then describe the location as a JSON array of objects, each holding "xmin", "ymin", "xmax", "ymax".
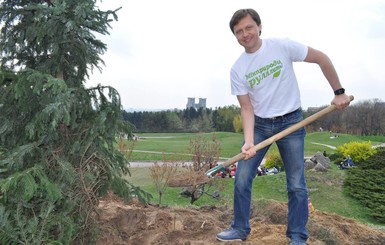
[
  {"xmin": 213, "ymin": 105, "xmax": 240, "ymax": 132},
  {"xmin": 0, "ymin": 0, "xmax": 149, "ymax": 244}
]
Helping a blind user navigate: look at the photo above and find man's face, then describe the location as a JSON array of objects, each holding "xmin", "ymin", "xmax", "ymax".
[{"xmin": 233, "ymin": 15, "xmax": 262, "ymax": 53}]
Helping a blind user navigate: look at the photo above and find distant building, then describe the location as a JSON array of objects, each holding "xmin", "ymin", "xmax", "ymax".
[{"xmin": 186, "ymin": 97, "xmax": 206, "ymax": 110}]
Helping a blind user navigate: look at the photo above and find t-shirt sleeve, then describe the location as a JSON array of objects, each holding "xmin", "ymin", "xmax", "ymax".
[
  {"xmin": 286, "ymin": 38, "xmax": 308, "ymax": 62},
  {"xmin": 230, "ymin": 67, "xmax": 249, "ymax": 96}
]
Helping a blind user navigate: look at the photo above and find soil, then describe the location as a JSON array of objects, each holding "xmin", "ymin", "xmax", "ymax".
[{"xmin": 96, "ymin": 193, "xmax": 385, "ymax": 245}]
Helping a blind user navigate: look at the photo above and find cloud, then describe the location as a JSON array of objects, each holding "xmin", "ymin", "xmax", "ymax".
[{"xmin": 88, "ymin": 0, "xmax": 385, "ymax": 110}]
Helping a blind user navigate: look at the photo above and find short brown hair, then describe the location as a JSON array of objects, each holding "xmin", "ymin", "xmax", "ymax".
[{"xmin": 229, "ymin": 8, "xmax": 262, "ymax": 34}]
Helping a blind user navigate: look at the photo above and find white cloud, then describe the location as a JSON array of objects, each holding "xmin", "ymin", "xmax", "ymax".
[{"xmin": 88, "ymin": 0, "xmax": 385, "ymax": 110}]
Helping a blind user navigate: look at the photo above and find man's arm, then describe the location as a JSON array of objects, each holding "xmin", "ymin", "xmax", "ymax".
[
  {"xmin": 304, "ymin": 47, "xmax": 351, "ymax": 109},
  {"xmin": 237, "ymin": 94, "xmax": 256, "ymax": 160}
]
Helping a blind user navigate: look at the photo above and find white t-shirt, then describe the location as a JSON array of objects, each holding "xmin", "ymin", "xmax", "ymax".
[{"xmin": 230, "ymin": 38, "xmax": 308, "ymax": 118}]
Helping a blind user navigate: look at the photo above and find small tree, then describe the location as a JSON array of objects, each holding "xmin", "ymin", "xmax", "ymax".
[
  {"xmin": 118, "ymin": 136, "xmax": 136, "ymax": 161},
  {"xmin": 150, "ymin": 159, "xmax": 178, "ymax": 205},
  {"xmin": 188, "ymin": 133, "xmax": 221, "ymax": 171},
  {"xmin": 0, "ymin": 1, "xmax": 150, "ymax": 244},
  {"xmin": 181, "ymin": 133, "xmax": 222, "ymax": 204},
  {"xmin": 233, "ymin": 114, "xmax": 243, "ymax": 133}
]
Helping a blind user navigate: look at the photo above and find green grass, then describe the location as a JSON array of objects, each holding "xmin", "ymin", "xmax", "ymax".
[
  {"xmin": 124, "ymin": 131, "xmax": 385, "ymax": 227},
  {"xmin": 129, "ymin": 132, "xmax": 243, "ymax": 161},
  {"xmin": 128, "ymin": 131, "xmax": 385, "ymax": 161},
  {"xmin": 305, "ymin": 131, "xmax": 384, "ymax": 147}
]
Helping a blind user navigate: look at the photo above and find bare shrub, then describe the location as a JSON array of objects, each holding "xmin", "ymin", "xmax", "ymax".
[
  {"xmin": 117, "ymin": 137, "xmax": 136, "ymax": 162},
  {"xmin": 179, "ymin": 133, "xmax": 223, "ymax": 204},
  {"xmin": 150, "ymin": 156, "xmax": 179, "ymax": 205},
  {"xmin": 187, "ymin": 133, "xmax": 221, "ymax": 171}
]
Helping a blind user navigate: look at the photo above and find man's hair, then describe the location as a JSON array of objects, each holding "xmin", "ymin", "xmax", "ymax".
[{"xmin": 229, "ymin": 8, "xmax": 262, "ymax": 34}]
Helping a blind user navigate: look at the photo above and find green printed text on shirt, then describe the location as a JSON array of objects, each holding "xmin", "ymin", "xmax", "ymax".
[{"xmin": 246, "ymin": 60, "xmax": 283, "ymax": 89}]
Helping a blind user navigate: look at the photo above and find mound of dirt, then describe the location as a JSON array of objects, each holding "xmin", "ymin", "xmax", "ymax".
[{"xmin": 96, "ymin": 193, "xmax": 385, "ymax": 245}]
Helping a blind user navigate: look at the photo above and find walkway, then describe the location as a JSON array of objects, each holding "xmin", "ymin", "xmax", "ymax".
[{"xmin": 310, "ymin": 142, "xmax": 336, "ymax": 150}]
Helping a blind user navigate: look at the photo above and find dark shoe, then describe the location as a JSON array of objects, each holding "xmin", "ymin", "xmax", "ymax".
[{"xmin": 216, "ymin": 227, "xmax": 247, "ymax": 242}]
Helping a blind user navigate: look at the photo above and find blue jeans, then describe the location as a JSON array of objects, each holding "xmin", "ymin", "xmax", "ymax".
[{"xmin": 231, "ymin": 109, "xmax": 309, "ymax": 242}]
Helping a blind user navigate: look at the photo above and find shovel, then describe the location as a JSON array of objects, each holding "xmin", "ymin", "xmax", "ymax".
[{"xmin": 168, "ymin": 95, "xmax": 354, "ymax": 187}]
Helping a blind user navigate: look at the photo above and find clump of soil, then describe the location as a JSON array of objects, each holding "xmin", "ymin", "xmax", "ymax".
[{"xmin": 96, "ymin": 193, "xmax": 385, "ymax": 245}]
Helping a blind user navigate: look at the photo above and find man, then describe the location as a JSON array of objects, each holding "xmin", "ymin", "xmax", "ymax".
[{"xmin": 216, "ymin": 8, "xmax": 351, "ymax": 244}]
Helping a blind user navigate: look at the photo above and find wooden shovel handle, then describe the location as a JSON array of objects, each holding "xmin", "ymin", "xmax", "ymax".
[{"xmin": 221, "ymin": 95, "xmax": 354, "ymax": 169}]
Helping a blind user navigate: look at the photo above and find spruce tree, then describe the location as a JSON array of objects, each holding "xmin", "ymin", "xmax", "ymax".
[{"xmin": 0, "ymin": 0, "xmax": 149, "ymax": 243}]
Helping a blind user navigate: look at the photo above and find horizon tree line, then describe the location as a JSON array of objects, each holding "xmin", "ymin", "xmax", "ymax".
[{"xmin": 123, "ymin": 98, "xmax": 385, "ymax": 136}]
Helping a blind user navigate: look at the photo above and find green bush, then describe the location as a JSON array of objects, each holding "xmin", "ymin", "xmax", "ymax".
[
  {"xmin": 328, "ymin": 152, "xmax": 343, "ymax": 161},
  {"xmin": 344, "ymin": 147, "xmax": 385, "ymax": 223},
  {"xmin": 337, "ymin": 141, "xmax": 376, "ymax": 164},
  {"xmin": 265, "ymin": 150, "xmax": 284, "ymax": 170},
  {"xmin": 328, "ymin": 152, "xmax": 344, "ymax": 165}
]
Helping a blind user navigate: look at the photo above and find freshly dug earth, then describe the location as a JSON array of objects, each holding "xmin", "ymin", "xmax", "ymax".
[{"xmin": 96, "ymin": 193, "xmax": 385, "ymax": 245}]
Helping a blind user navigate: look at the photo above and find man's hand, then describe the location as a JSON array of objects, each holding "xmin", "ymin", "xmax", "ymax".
[
  {"xmin": 241, "ymin": 142, "xmax": 256, "ymax": 160},
  {"xmin": 332, "ymin": 94, "xmax": 351, "ymax": 110}
]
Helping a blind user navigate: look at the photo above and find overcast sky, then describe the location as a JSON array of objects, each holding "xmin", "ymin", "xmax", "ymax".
[{"xmin": 87, "ymin": 0, "xmax": 385, "ymax": 111}]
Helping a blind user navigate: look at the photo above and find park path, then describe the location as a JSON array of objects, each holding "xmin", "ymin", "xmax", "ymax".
[
  {"xmin": 373, "ymin": 143, "xmax": 385, "ymax": 148},
  {"xmin": 310, "ymin": 142, "xmax": 336, "ymax": 149}
]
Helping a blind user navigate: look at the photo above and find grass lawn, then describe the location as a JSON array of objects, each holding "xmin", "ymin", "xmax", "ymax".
[
  {"xmin": 128, "ymin": 131, "xmax": 385, "ymax": 161},
  {"xmin": 129, "ymin": 132, "xmax": 243, "ymax": 161}
]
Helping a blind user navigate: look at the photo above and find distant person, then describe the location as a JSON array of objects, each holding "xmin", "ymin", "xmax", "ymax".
[
  {"xmin": 340, "ymin": 157, "xmax": 348, "ymax": 169},
  {"xmin": 347, "ymin": 155, "xmax": 354, "ymax": 167},
  {"xmin": 230, "ymin": 165, "xmax": 237, "ymax": 178},
  {"xmin": 225, "ymin": 167, "xmax": 231, "ymax": 177},
  {"xmin": 221, "ymin": 170, "xmax": 227, "ymax": 178},
  {"xmin": 216, "ymin": 8, "xmax": 351, "ymax": 245},
  {"xmin": 257, "ymin": 167, "xmax": 262, "ymax": 176}
]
